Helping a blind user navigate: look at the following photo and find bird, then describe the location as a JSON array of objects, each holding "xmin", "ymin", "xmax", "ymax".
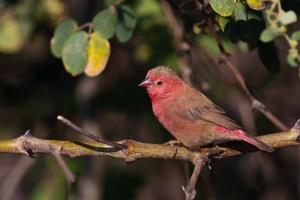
[{"xmin": 139, "ymin": 66, "xmax": 274, "ymax": 152}]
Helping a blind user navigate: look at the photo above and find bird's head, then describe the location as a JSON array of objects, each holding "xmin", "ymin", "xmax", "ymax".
[{"xmin": 139, "ymin": 66, "xmax": 183, "ymax": 101}]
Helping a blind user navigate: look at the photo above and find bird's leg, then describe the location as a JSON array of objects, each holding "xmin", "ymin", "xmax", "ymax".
[{"xmin": 164, "ymin": 140, "xmax": 182, "ymax": 158}]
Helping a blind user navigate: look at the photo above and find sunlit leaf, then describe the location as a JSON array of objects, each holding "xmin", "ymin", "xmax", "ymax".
[
  {"xmin": 246, "ymin": 0, "xmax": 266, "ymax": 10},
  {"xmin": 279, "ymin": 11, "xmax": 297, "ymax": 25},
  {"xmin": 0, "ymin": 17, "xmax": 23, "ymax": 53},
  {"xmin": 291, "ymin": 31, "xmax": 300, "ymax": 41},
  {"xmin": 193, "ymin": 24, "xmax": 201, "ymax": 34},
  {"xmin": 219, "ymin": 16, "xmax": 230, "ymax": 32},
  {"xmin": 210, "ymin": 0, "xmax": 235, "ymax": 17},
  {"xmin": 85, "ymin": 33, "xmax": 111, "ymax": 77},
  {"xmin": 39, "ymin": 0, "xmax": 65, "ymax": 23},
  {"xmin": 287, "ymin": 53, "xmax": 299, "ymax": 67},
  {"xmin": 92, "ymin": 6, "xmax": 117, "ymax": 39},
  {"xmin": 51, "ymin": 19, "xmax": 78, "ymax": 58},
  {"xmin": 260, "ymin": 27, "xmax": 278, "ymax": 42},
  {"xmin": 62, "ymin": 31, "xmax": 88, "ymax": 76},
  {"xmin": 116, "ymin": 5, "xmax": 137, "ymax": 42},
  {"xmin": 234, "ymin": 2, "xmax": 262, "ymax": 21}
]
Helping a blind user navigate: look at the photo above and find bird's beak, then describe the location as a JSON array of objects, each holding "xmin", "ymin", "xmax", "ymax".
[{"xmin": 138, "ymin": 78, "xmax": 152, "ymax": 87}]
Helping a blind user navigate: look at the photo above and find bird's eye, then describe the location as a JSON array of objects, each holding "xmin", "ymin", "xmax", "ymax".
[{"xmin": 156, "ymin": 80, "xmax": 163, "ymax": 86}]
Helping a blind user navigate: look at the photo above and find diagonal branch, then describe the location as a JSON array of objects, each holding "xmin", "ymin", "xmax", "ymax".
[
  {"xmin": 194, "ymin": 1, "xmax": 289, "ymax": 131},
  {"xmin": 184, "ymin": 156, "xmax": 208, "ymax": 200},
  {"xmin": 57, "ymin": 115, "xmax": 127, "ymax": 149},
  {"xmin": 49, "ymin": 145, "xmax": 77, "ymax": 200}
]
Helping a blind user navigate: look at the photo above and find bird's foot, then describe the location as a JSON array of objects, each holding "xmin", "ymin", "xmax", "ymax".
[
  {"xmin": 165, "ymin": 140, "xmax": 182, "ymax": 158},
  {"xmin": 206, "ymin": 146, "xmax": 221, "ymax": 160}
]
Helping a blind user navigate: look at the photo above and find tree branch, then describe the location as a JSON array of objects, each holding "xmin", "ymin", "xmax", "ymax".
[
  {"xmin": 1, "ymin": 119, "xmax": 299, "ymax": 164},
  {"xmin": 1, "ymin": 120, "xmax": 299, "ymax": 200}
]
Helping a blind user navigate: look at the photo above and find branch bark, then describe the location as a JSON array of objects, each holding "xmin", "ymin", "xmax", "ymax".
[
  {"xmin": 0, "ymin": 120, "xmax": 299, "ymax": 200},
  {"xmin": 1, "ymin": 119, "xmax": 299, "ymax": 164}
]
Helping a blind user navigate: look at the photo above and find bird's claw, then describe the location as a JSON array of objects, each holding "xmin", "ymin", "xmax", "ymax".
[
  {"xmin": 165, "ymin": 140, "xmax": 182, "ymax": 158},
  {"xmin": 206, "ymin": 146, "xmax": 221, "ymax": 159}
]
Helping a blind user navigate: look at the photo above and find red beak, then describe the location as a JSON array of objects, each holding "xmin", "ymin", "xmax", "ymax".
[{"xmin": 138, "ymin": 78, "xmax": 152, "ymax": 87}]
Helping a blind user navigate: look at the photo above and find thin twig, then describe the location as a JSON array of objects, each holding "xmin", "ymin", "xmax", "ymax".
[
  {"xmin": 219, "ymin": 54, "xmax": 289, "ymax": 131},
  {"xmin": 199, "ymin": 2, "xmax": 288, "ymax": 131},
  {"xmin": 49, "ymin": 145, "xmax": 77, "ymax": 200},
  {"xmin": 19, "ymin": 130, "xmax": 77, "ymax": 200},
  {"xmin": 77, "ymin": 22, "xmax": 92, "ymax": 32},
  {"xmin": 57, "ymin": 116, "xmax": 127, "ymax": 149}
]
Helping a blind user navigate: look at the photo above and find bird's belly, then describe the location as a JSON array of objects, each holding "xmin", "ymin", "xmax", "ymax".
[
  {"xmin": 153, "ymin": 105, "xmax": 239, "ymax": 149},
  {"xmin": 153, "ymin": 107, "xmax": 213, "ymax": 149}
]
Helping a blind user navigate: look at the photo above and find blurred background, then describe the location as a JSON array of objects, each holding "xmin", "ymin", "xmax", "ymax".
[{"xmin": 0, "ymin": 0, "xmax": 299, "ymax": 200}]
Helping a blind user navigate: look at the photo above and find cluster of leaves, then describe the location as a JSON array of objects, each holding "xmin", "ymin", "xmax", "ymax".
[
  {"xmin": 260, "ymin": 1, "xmax": 300, "ymax": 68},
  {"xmin": 179, "ymin": 0, "xmax": 299, "ymax": 74},
  {"xmin": 213, "ymin": 0, "xmax": 299, "ymax": 72},
  {"xmin": 50, "ymin": 3, "xmax": 136, "ymax": 77},
  {"xmin": 216, "ymin": 1, "xmax": 281, "ymax": 74}
]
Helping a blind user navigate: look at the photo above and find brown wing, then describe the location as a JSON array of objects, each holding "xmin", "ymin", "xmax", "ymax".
[{"xmin": 173, "ymin": 87, "xmax": 241, "ymax": 130}]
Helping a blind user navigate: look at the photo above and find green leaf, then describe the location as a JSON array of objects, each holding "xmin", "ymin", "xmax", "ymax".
[
  {"xmin": 92, "ymin": 6, "xmax": 117, "ymax": 39},
  {"xmin": 51, "ymin": 19, "xmax": 78, "ymax": 58},
  {"xmin": 257, "ymin": 41, "xmax": 281, "ymax": 74},
  {"xmin": 219, "ymin": 16, "xmax": 230, "ymax": 32},
  {"xmin": 116, "ymin": 5, "xmax": 137, "ymax": 42},
  {"xmin": 219, "ymin": 16, "xmax": 238, "ymax": 43},
  {"xmin": 234, "ymin": 2, "xmax": 261, "ymax": 21},
  {"xmin": 287, "ymin": 53, "xmax": 299, "ymax": 67},
  {"xmin": 260, "ymin": 27, "xmax": 278, "ymax": 43},
  {"xmin": 246, "ymin": 0, "xmax": 266, "ymax": 10},
  {"xmin": 210, "ymin": 0, "xmax": 235, "ymax": 17},
  {"xmin": 85, "ymin": 33, "xmax": 111, "ymax": 77},
  {"xmin": 0, "ymin": 17, "xmax": 23, "ymax": 53},
  {"xmin": 291, "ymin": 31, "xmax": 300, "ymax": 41},
  {"xmin": 279, "ymin": 11, "xmax": 297, "ymax": 25},
  {"xmin": 234, "ymin": 2, "xmax": 265, "ymax": 43},
  {"xmin": 62, "ymin": 31, "xmax": 88, "ymax": 76}
]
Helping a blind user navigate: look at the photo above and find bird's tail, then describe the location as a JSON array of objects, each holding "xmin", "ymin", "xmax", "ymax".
[
  {"xmin": 233, "ymin": 129, "xmax": 274, "ymax": 152},
  {"xmin": 214, "ymin": 126, "xmax": 274, "ymax": 152}
]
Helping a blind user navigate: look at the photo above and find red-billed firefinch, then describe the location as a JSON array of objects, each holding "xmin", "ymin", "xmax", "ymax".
[{"xmin": 139, "ymin": 66, "xmax": 273, "ymax": 152}]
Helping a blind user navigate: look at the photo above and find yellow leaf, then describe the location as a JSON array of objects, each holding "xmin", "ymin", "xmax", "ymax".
[
  {"xmin": 246, "ymin": 0, "xmax": 266, "ymax": 10},
  {"xmin": 85, "ymin": 33, "xmax": 110, "ymax": 77}
]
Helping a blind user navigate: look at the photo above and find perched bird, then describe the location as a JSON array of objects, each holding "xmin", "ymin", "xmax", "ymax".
[{"xmin": 139, "ymin": 66, "xmax": 274, "ymax": 152}]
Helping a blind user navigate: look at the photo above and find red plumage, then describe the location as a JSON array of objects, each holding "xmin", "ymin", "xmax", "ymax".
[{"xmin": 139, "ymin": 66, "xmax": 273, "ymax": 152}]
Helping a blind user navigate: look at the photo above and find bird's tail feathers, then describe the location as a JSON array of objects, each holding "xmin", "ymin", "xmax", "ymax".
[{"xmin": 234, "ymin": 130, "xmax": 274, "ymax": 152}]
